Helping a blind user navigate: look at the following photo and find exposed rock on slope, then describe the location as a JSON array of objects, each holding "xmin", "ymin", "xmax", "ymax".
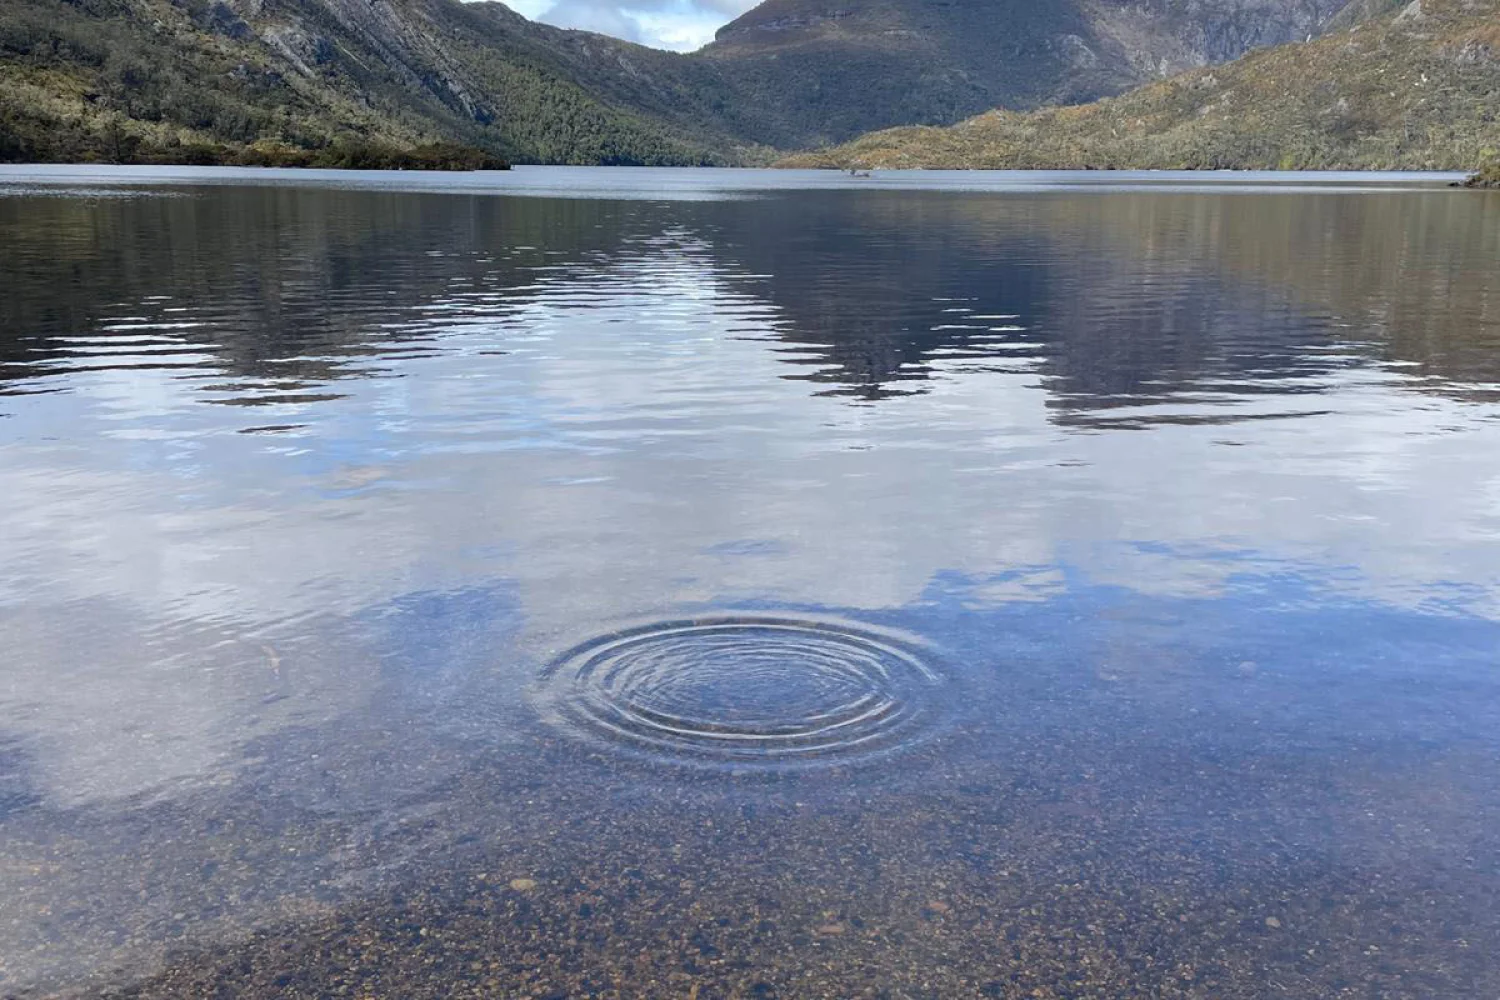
[
  {"xmin": 700, "ymin": 0, "xmax": 1356, "ymax": 146},
  {"xmin": 781, "ymin": 0, "xmax": 1500, "ymax": 170}
]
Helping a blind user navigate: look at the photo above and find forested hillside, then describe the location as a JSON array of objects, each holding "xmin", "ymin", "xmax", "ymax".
[{"xmin": 0, "ymin": 0, "xmax": 757, "ymax": 166}]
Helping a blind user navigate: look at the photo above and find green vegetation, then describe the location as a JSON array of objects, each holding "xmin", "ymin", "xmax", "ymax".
[
  {"xmin": 0, "ymin": 0, "xmax": 748, "ymax": 167},
  {"xmin": 1468, "ymin": 162, "xmax": 1500, "ymax": 187},
  {"xmin": 0, "ymin": 108, "xmax": 509, "ymax": 170},
  {"xmin": 781, "ymin": 0, "xmax": 1500, "ymax": 172},
  {"xmin": 0, "ymin": 0, "xmax": 437, "ymax": 166},
  {"xmin": 234, "ymin": 142, "xmax": 509, "ymax": 170}
]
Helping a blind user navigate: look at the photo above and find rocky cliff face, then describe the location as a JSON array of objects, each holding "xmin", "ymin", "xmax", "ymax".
[
  {"xmin": 702, "ymin": 0, "xmax": 1356, "ymax": 145},
  {"xmin": 1084, "ymin": 0, "xmax": 1334, "ymax": 74},
  {"xmin": 782, "ymin": 0, "xmax": 1500, "ymax": 171}
]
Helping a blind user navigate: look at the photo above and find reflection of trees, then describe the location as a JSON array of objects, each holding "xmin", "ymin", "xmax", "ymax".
[
  {"xmin": 710, "ymin": 193, "xmax": 1345, "ymax": 420},
  {"xmin": 0, "ymin": 190, "xmax": 652, "ymax": 400},
  {"xmin": 713, "ymin": 190, "xmax": 1500, "ymax": 417},
  {"xmin": 699, "ymin": 194, "xmax": 1057, "ymax": 400},
  {"xmin": 1018, "ymin": 192, "xmax": 1500, "ymax": 402},
  {"xmin": 3, "ymin": 185, "xmax": 1497, "ymax": 418}
]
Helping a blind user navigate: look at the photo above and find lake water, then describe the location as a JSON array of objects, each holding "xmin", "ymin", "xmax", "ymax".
[{"xmin": 2, "ymin": 165, "xmax": 1499, "ymax": 998}]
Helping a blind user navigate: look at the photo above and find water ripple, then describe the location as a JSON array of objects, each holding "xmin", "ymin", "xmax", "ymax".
[{"xmin": 534, "ymin": 617, "xmax": 944, "ymax": 767}]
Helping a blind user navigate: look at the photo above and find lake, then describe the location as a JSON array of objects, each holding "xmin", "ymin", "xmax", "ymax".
[{"xmin": 1, "ymin": 165, "xmax": 1498, "ymax": 998}]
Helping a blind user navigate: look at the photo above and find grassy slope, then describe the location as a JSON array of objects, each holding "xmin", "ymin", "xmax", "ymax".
[{"xmin": 781, "ymin": 0, "xmax": 1500, "ymax": 171}]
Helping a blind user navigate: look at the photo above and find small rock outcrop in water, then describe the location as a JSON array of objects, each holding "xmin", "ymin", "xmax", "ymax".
[{"xmin": 1466, "ymin": 164, "xmax": 1500, "ymax": 188}]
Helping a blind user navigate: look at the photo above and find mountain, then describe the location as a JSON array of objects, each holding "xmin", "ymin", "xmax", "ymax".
[
  {"xmin": 0, "ymin": 0, "xmax": 766, "ymax": 166},
  {"xmin": 699, "ymin": 0, "xmax": 1356, "ymax": 147},
  {"xmin": 780, "ymin": 0, "xmax": 1500, "ymax": 170},
  {"xmin": 0, "ymin": 0, "xmax": 1417, "ymax": 166}
]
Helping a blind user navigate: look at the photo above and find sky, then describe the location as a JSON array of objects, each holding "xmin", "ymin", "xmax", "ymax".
[{"xmin": 502, "ymin": 0, "xmax": 760, "ymax": 51}]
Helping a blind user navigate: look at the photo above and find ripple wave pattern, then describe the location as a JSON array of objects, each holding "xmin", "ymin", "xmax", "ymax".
[{"xmin": 535, "ymin": 618, "xmax": 945, "ymax": 767}]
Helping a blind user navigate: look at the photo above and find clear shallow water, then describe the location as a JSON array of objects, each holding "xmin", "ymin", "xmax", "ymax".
[{"xmin": 1, "ymin": 167, "xmax": 1498, "ymax": 998}]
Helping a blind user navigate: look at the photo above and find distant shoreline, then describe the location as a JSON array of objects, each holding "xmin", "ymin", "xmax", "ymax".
[
  {"xmin": 0, "ymin": 164, "xmax": 1472, "ymax": 200},
  {"xmin": 0, "ymin": 143, "xmax": 510, "ymax": 172}
]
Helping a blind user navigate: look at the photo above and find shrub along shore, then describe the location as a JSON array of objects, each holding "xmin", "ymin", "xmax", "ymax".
[
  {"xmin": 1467, "ymin": 163, "xmax": 1500, "ymax": 189},
  {"xmin": 0, "ymin": 118, "xmax": 510, "ymax": 170}
]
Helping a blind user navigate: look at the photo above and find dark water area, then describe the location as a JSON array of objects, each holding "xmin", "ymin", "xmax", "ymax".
[{"xmin": 1, "ymin": 166, "xmax": 1499, "ymax": 998}]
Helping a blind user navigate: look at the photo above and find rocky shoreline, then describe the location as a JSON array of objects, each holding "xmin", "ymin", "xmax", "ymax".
[{"xmin": 1466, "ymin": 164, "xmax": 1500, "ymax": 189}]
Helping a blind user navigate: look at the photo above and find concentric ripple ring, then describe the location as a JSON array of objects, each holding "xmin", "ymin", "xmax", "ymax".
[{"xmin": 535, "ymin": 617, "xmax": 944, "ymax": 766}]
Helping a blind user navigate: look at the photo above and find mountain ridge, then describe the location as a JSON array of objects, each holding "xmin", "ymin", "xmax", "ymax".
[
  {"xmin": 697, "ymin": 0, "xmax": 1355, "ymax": 146},
  {"xmin": 780, "ymin": 0, "xmax": 1500, "ymax": 171},
  {"xmin": 1, "ymin": 0, "xmax": 1475, "ymax": 166}
]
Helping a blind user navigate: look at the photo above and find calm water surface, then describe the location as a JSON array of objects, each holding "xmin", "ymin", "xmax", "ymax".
[{"xmin": 2, "ymin": 166, "xmax": 1499, "ymax": 998}]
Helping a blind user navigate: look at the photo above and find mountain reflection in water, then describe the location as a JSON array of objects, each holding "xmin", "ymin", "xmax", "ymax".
[{"xmin": 1, "ymin": 168, "xmax": 1499, "ymax": 999}]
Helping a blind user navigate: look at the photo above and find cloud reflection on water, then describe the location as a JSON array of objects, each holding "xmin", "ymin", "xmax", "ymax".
[{"xmin": 2, "ymin": 174, "xmax": 1500, "ymax": 992}]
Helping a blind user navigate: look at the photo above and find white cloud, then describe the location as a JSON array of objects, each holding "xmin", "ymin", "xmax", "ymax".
[{"xmin": 499, "ymin": 0, "xmax": 759, "ymax": 51}]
